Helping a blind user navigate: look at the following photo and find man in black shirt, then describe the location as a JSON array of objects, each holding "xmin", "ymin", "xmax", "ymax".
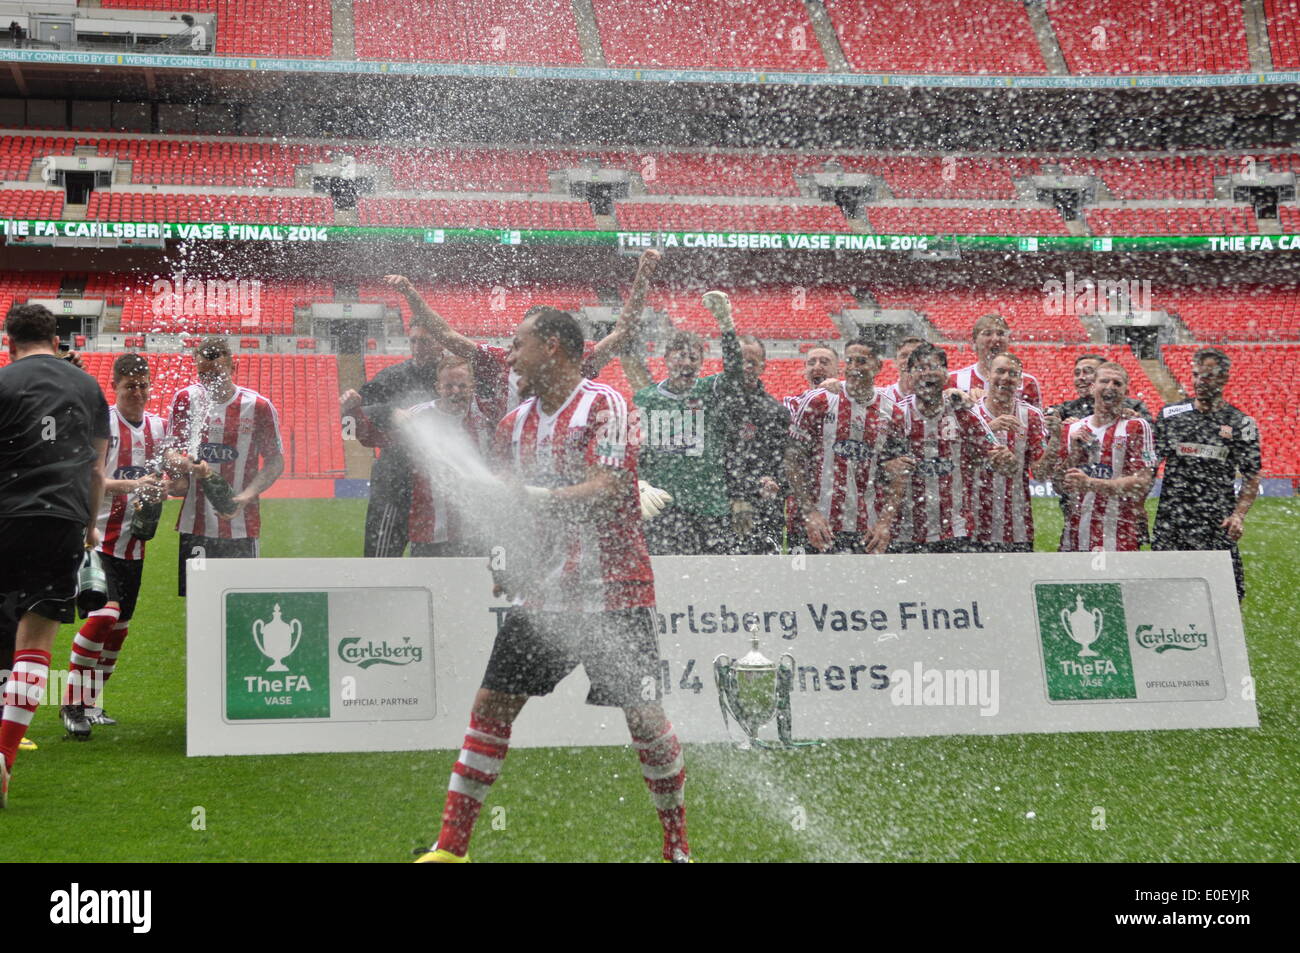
[
  {"xmin": 0, "ymin": 305, "xmax": 109, "ymax": 806},
  {"xmin": 1152, "ymin": 348, "xmax": 1261, "ymax": 601},
  {"xmin": 340, "ymin": 311, "xmax": 442, "ymax": 557},
  {"xmin": 695, "ymin": 294, "xmax": 790, "ymax": 555}
]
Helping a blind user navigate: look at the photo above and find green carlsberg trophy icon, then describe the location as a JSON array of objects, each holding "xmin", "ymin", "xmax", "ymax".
[
  {"xmin": 714, "ymin": 630, "xmax": 812, "ymax": 750},
  {"xmin": 1060, "ymin": 594, "xmax": 1104, "ymax": 658},
  {"xmin": 253, "ymin": 603, "xmax": 302, "ymax": 672}
]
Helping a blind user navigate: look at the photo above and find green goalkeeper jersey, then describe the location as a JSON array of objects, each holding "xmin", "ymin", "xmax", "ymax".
[{"xmin": 634, "ymin": 377, "xmax": 730, "ymax": 517}]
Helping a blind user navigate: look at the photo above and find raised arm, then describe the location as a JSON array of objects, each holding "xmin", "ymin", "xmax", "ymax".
[
  {"xmin": 383, "ymin": 275, "xmax": 478, "ymax": 360},
  {"xmin": 702, "ymin": 291, "xmax": 744, "ymax": 381},
  {"xmin": 588, "ymin": 249, "xmax": 661, "ymax": 375}
]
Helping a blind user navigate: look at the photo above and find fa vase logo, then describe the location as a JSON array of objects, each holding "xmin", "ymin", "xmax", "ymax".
[
  {"xmin": 1060, "ymin": 594, "xmax": 1103, "ymax": 658},
  {"xmin": 252, "ymin": 603, "xmax": 302, "ymax": 672}
]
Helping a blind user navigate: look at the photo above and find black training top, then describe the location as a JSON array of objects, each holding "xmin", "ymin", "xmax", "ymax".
[
  {"xmin": 358, "ymin": 358, "xmax": 441, "ymax": 499},
  {"xmin": 1153, "ymin": 400, "xmax": 1261, "ymax": 532},
  {"xmin": 0, "ymin": 353, "xmax": 110, "ymax": 523}
]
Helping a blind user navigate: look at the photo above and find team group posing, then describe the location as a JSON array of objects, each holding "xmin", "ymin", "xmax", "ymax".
[{"xmin": 0, "ymin": 252, "xmax": 1263, "ymax": 864}]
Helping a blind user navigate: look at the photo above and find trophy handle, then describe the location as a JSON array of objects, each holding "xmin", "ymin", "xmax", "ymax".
[
  {"xmin": 1059, "ymin": 607, "xmax": 1070, "ymax": 640},
  {"xmin": 288, "ymin": 619, "xmax": 302, "ymax": 658},
  {"xmin": 713, "ymin": 655, "xmax": 734, "ymax": 734},
  {"xmin": 1091, "ymin": 608, "xmax": 1103, "ymax": 640},
  {"xmin": 776, "ymin": 655, "xmax": 796, "ymax": 746},
  {"xmin": 252, "ymin": 619, "xmax": 265, "ymax": 658}
]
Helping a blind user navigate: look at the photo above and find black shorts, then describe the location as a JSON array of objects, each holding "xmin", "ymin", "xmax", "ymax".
[
  {"xmin": 100, "ymin": 552, "xmax": 146, "ymax": 622},
  {"xmin": 364, "ymin": 498, "xmax": 410, "ymax": 558},
  {"xmin": 410, "ymin": 540, "xmax": 486, "ymax": 558},
  {"xmin": 889, "ymin": 538, "xmax": 985, "ymax": 555},
  {"xmin": 481, "ymin": 607, "xmax": 662, "ymax": 708},
  {"xmin": 644, "ymin": 509, "xmax": 731, "ymax": 556},
  {"xmin": 1153, "ymin": 524, "xmax": 1246, "ymax": 600},
  {"xmin": 984, "ymin": 542, "xmax": 1034, "ymax": 555},
  {"xmin": 177, "ymin": 533, "xmax": 259, "ymax": 597},
  {"xmin": 0, "ymin": 516, "xmax": 84, "ymax": 625}
]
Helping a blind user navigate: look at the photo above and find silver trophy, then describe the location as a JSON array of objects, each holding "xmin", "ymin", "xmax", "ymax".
[{"xmin": 714, "ymin": 632, "xmax": 803, "ymax": 749}]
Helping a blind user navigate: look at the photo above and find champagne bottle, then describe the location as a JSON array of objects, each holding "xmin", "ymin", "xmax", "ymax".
[
  {"xmin": 76, "ymin": 549, "xmax": 109, "ymax": 617},
  {"xmin": 200, "ymin": 466, "xmax": 238, "ymax": 515},
  {"xmin": 128, "ymin": 478, "xmax": 165, "ymax": 541}
]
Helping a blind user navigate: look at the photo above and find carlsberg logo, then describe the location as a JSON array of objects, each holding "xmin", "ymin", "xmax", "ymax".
[
  {"xmin": 1134, "ymin": 623, "xmax": 1209, "ymax": 653},
  {"xmin": 337, "ymin": 636, "xmax": 423, "ymax": 668}
]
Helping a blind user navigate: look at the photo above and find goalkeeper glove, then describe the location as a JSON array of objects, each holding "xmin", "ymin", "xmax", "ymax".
[
  {"xmin": 522, "ymin": 485, "xmax": 554, "ymax": 506},
  {"xmin": 701, "ymin": 291, "xmax": 734, "ymax": 333},
  {"xmin": 731, "ymin": 499, "xmax": 756, "ymax": 537},
  {"xmin": 638, "ymin": 480, "xmax": 673, "ymax": 520}
]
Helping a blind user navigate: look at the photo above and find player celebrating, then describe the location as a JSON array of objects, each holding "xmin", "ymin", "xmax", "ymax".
[
  {"xmin": 623, "ymin": 330, "xmax": 730, "ymax": 554},
  {"xmin": 880, "ymin": 336, "xmax": 925, "ymax": 404},
  {"xmin": 405, "ymin": 357, "xmax": 495, "ymax": 557},
  {"xmin": 967, "ymin": 353, "xmax": 1049, "ymax": 553},
  {"xmin": 787, "ymin": 340, "xmax": 910, "ymax": 554},
  {"xmin": 340, "ymin": 307, "xmax": 442, "ymax": 558},
  {"xmin": 167, "ymin": 338, "xmax": 284, "ymax": 596},
  {"xmin": 892, "ymin": 343, "xmax": 1014, "ymax": 553},
  {"xmin": 416, "ymin": 308, "xmax": 688, "ymax": 864},
  {"xmin": 782, "ymin": 342, "xmax": 841, "ymax": 413},
  {"xmin": 59, "ymin": 355, "xmax": 168, "ymax": 738},
  {"xmin": 1152, "ymin": 348, "xmax": 1261, "ymax": 600},
  {"xmin": 948, "ymin": 314, "xmax": 1042, "ymax": 407},
  {"xmin": 1048, "ymin": 362, "xmax": 1156, "ymax": 552}
]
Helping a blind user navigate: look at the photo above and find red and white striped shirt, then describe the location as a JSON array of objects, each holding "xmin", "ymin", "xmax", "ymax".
[
  {"xmin": 408, "ymin": 398, "xmax": 493, "ymax": 545},
  {"xmin": 790, "ymin": 388, "xmax": 907, "ymax": 535},
  {"xmin": 495, "ymin": 379, "xmax": 654, "ymax": 613},
  {"xmin": 969, "ymin": 398, "xmax": 1048, "ymax": 545},
  {"xmin": 949, "ymin": 362, "xmax": 1042, "ymax": 408},
  {"xmin": 97, "ymin": 406, "xmax": 167, "ymax": 560},
  {"xmin": 879, "ymin": 382, "xmax": 908, "ymax": 404},
  {"xmin": 895, "ymin": 396, "xmax": 1000, "ymax": 543},
  {"xmin": 783, "ymin": 381, "xmax": 842, "ymax": 417},
  {"xmin": 1059, "ymin": 415, "xmax": 1156, "ymax": 552},
  {"xmin": 168, "ymin": 384, "xmax": 283, "ymax": 540}
]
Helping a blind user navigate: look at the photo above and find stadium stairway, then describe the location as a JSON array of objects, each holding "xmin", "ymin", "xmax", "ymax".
[
  {"xmin": 1141, "ymin": 358, "xmax": 1185, "ymax": 405},
  {"xmin": 804, "ymin": 0, "xmax": 853, "ymax": 71},
  {"xmin": 572, "ymin": 0, "xmax": 607, "ymax": 66},
  {"xmin": 330, "ymin": 0, "xmax": 355, "ymax": 59},
  {"xmin": 1025, "ymin": 0, "xmax": 1071, "ymax": 74},
  {"xmin": 335, "ymin": 352, "xmax": 374, "ymax": 480},
  {"xmin": 1245, "ymin": 0, "xmax": 1275, "ymax": 69}
]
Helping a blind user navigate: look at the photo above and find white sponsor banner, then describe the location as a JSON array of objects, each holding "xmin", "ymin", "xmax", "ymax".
[{"xmin": 186, "ymin": 552, "xmax": 1256, "ymax": 756}]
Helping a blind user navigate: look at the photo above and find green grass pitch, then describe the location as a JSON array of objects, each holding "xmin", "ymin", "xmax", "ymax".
[{"xmin": 4, "ymin": 498, "xmax": 1297, "ymax": 862}]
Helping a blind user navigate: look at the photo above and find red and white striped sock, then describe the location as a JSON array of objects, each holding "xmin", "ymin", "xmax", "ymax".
[
  {"xmin": 93, "ymin": 622, "xmax": 129, "ymax": 706},
  {"xmin": 436, "ymin": 712, "xmax": 511, "ymax": 857},
  {"xmin": 632, "ymin": 722, "xmax": 689, "ymax": 861},
  {"xmin": 64, "ymin": 608, "xmax": 118, "ymax": 707},
  {"xmin": 0, "ymin": 649, "xmax": 51, "ymax": 770}
]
